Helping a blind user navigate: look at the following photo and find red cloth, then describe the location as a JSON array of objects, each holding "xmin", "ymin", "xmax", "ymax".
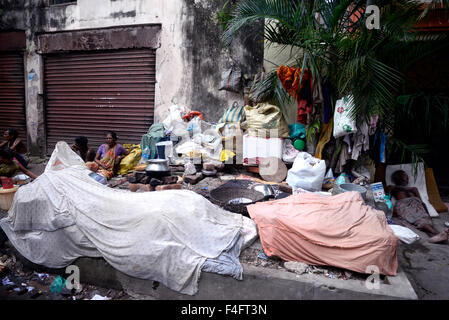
[
  {"xmin": 247, "ymin": 191, "xmax": 398, "ymax": 275},
  {"xmin": 277, "ymin": 66, "xmax": 313, "ymax": 125}
]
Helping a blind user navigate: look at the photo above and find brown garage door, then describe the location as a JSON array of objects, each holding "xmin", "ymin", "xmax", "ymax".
[
  {"xmin": 44, "ymin": 49, "xmax": 156, "ymax": 153},
  {"xmin": 0, "ymin": 52, "xmax": 26, "ymax": 141}
]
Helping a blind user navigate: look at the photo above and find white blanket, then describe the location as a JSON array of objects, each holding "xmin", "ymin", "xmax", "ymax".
[
  {"xmin": 386, "ymin": 163, "xmax": 438, "ymax": 218},
  {"xmin": 0, "ymin": 142, "xmax": 257, "ymax": 295}
]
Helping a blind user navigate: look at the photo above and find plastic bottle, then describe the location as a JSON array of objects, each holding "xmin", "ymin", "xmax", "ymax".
[
  {"xmin": 383, "ymin": 194, "xmax": 393, "ymax": 220},
  {"xmin": 140, "ymin": 147, "xmax": 151, "ymax": 164}
]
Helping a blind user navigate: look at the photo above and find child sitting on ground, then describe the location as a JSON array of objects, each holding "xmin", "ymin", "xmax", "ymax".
[{"xmin": 0, "ymin": 148, "xmax": 38, "ymax": 181}]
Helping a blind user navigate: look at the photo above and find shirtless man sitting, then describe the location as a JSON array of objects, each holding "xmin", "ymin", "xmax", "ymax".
[
  {"xmin": 70, "ymin": 136, "xmax": 96, "ymax": 162},
  {"xmin": 386, "ymin": 170, "xmax": 448, "ymax": 244}
]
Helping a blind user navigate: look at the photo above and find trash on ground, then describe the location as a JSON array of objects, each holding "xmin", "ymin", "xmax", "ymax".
[
  {"xmin": 284, "ymin": 261, "xmax": 308, "ymax": 275},
  {"xmin": 90, "ymin": 294, "xmax": 110, "ymax": 300},
  {"xmin": 389, "ymin": 225, "xmax": 420, "ymax": 245},
  {"xmin": 257, "ymin": 252, "xmax": 268, "ymax": 260}
]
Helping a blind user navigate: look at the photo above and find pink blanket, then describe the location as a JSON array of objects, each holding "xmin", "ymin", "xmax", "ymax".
[{"xmin": 247, "ymin": 191, "xmax": 398, "ymax": 275}]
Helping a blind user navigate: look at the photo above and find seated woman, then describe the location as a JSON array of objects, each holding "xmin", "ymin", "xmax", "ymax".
[
  {"xmin": 71, "ymin": 136, "xmax": 96, "ymax": 162},
  {"xmin": 386, "ymin": 170, "xmax": 448, "ymax": 244},
  {"xmin": 0, "ymin": 128, "xmax": 28, "ymax": 168},
  {"xmin": 86, "ymin": 131, "xmax": 128, "ymax": 180},
  {"xmin": 0, "ymin": 148, "xmax": 37, "ymax": 180}
]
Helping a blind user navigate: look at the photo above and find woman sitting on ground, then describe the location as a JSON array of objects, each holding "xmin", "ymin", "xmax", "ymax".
[
  {"xmin": 0, "ymin": 128, "xmax": 28, "ymax": 168},
  {"xmin": 71, "ymin": 136, "xmax": 96, "ymax": 162},
  {"xmin": 0, "ymin": 148, "xmax": 37, "ymax": 180},
  {"xmin": 386, "ymin": 170, "xmax": 448, "ymax": 244},
  {"xmin": 86, "ymin": 131, "xmax": 128, "ymax": 180}
]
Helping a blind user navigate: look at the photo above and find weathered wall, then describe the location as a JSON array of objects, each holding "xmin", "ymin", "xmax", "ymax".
[{"xmin": 0, "ymin": 0, "xmax": 264, "ymax": 155}]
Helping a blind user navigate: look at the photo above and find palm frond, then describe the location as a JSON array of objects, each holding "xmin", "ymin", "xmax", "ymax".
[
  {"xmin": 388, "ymin": 138, "xmax": 431, "ymax": 176},
  {"xmin": 222, "ymin": 0, "xmax": 304, "ymax": 47}
]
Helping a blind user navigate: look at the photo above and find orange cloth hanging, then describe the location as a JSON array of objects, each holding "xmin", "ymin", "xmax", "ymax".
[
  {"xmin": 182, "ymin": 111, "xmax": 204, "ymax": 122},
  {"xmin": 277, "ymin": 66, "xmax": 313, "ymax": 124}
]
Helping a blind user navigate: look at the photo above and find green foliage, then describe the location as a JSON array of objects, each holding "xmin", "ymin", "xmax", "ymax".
[
  {"xmin": 389, "ymin": 93, "xmax": 449, "ymax": 170},
  {"xmin": 395, "ymin": 93, "xmax": 449, "ymax": 136},
  {"xmin": 387, "ymin": 138, "xmax": 431, "ymax": 176},
  {"xmin": 217, "ymin": 1, "xmax": 236, "ymax": 31}
]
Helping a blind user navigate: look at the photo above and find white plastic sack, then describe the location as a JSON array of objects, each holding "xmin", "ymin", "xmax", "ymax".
[
  {"xmin": 389, "ymin": 225, "xmax": 420, "ymax": 244},
  {"xmin": 333, "ymin": 95, "xmax": 357, "ymax": 138},
  {"xmin": 175, "ymin": 125, "xmax": 222, "ymax": 161},
  {"xmin": 162, "ymin": 105, "xmax": 190, "ymax": 132},
  {"xmin": 201, "ymin": 128, "xmax": 223, "ymax": 160},
  {"xmin": 282, "ymin": 139, "xmax": 299, "ymax": 163},
  {"xmin": 286, "ymin": 152, "xmax": 326, "ymax": 191},
  {"xmin": 184, "ymin": 162, "xmax": 197, "ymax": 175}
]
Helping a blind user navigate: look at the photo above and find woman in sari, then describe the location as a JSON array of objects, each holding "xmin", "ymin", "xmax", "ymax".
[
  {"xmin": 87, "ymin": 131, "xmax": 128, "ymax": 180},
  {"xmin": 0, "ymin": 128, "xmax": 29, "ymax": 168}
]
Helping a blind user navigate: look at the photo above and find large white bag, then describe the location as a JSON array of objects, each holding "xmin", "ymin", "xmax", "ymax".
[
  {"xmin": 162, "ymin": 105, "xmax": 190, "ymax": 134},
  {"xmin": 286, "ymin": 152, "xmax": 326, "ymax": 191},
  {"xmin": 389, "ymin": 225, "xmax": 420, "ymax": 244},
  {"xmin": 333, "ymin": 95, "xmax": 357, "ymax": 138}
]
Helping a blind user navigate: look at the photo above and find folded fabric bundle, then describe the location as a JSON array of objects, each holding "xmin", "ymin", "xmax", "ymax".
[{"xmin": 247, "ymin": 191, "xmax": 398, "ymax": 275}]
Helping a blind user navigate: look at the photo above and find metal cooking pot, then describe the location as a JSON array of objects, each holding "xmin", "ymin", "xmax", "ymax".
[
  {"xmin": 251, "ymin": 184, "xmax": 275, "ymax": 200},
  {"xmin": 145, "ymin": 159, "xmax": 170, "ymax": 178}
]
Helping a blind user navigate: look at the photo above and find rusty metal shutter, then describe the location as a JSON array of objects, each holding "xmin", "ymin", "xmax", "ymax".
[
  {"xmin": 0, "ymin": 52, "xmax": 26, "ymax": 141},
  {"xmin": 44, "ymin": 49, "xmax": 156, "ymax": 153}
]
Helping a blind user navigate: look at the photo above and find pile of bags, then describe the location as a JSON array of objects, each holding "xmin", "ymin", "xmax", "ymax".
[{"xmin": 162, "ymin": 105, "xmax": 223, "ymax": 164}]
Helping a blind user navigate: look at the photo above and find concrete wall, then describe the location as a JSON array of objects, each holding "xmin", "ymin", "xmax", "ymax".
[{"xmin": 0, "ymin": 0, "xmax": 264, "ymax": 155}]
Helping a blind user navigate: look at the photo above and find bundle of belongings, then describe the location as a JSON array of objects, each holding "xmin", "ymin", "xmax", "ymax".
[
  {"xmin": 247, "ymin": 191, "xmax": 398, "ymax": 275},
  {"xmin": 162, "ymin": 105, "xmax": 223, "ymax": 164},
  {"xmin": 0, "ymin": 142, "xmax": 258, "ymax": 295}
]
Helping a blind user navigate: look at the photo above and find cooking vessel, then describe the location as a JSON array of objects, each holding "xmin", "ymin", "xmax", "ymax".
[
  {"xmin": 251, "ymin": 184, "xmax": 275, "ymax": 200},
  {"xmin": 209, "ymin": 187, "xmax": 265, "ymax": 216},
  {"xmin": 333, "ymin": 183, "xmax": 367, "ymax": 201},
  {"xmin": 145, "ymin": 159, "xmax": 170, "ymax": 178}
]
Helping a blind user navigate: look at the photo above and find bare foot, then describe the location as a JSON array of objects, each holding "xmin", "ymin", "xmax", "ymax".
[{"xmin": 428, "ymin": 230, "xmax": 449, "ymax": 244}]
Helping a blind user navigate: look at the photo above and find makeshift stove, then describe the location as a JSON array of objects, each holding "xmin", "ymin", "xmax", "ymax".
[
  {"xmin": 208, "ymin": 180, "xmax": 291, "ymax": 216},
  {"xmin": 127, "ymin": 159, "xmax": 184, "ymax": 192}
]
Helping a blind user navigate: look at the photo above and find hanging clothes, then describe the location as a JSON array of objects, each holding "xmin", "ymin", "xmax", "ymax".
[
  {"xmin": 322, "ymin": 79, "xmax": 332, "ymax": 124},
  {"xmin": 141, "ymin": 123, "xmax": 166, "ymax": 159},
  {"xmin": 369, "ymin": 115, "xmax": 379, "ymax": 135},
  {"xmin": 336, "ymin": 141, "xmax": 350, "ymax": 173},
  {"xmin": 380, "ymin": 132, "xmax": 386, "ymax": 163},
  {"xmin": 369, "ymin": 130, "xmax": 387, "ymax": 164},
  {"xmin": 343, "ymin": 134, "xmax": 353, "ymax": 154},
  {"xmin": 314, "ymin": 118, "xmax": 333, "ymax": 159},
  {"xmin": 351, "ymin": 121, "xmax": 370, "ymax": 160},
  {"xmin": 310, "ymin": 78, "xmax": 324, "ymax": 125},
  {"xmin": 277, "ymin": 66, "xmax": 313, "ymax": 125}
]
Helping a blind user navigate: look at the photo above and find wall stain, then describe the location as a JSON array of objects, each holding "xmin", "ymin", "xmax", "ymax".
[{"xmin": 110, "ymin": 10, "xmax": 137, "ymax": 19}]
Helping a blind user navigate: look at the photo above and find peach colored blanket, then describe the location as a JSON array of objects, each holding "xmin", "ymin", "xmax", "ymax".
[{"xmin": 247, "ymin": 191, "xmax": 398, "ymax": 275}]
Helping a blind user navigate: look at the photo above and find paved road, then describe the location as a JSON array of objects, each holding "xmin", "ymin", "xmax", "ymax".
[{"xmin": 396, "ymin": 211, "xmax": 449, "ymax": 299}]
